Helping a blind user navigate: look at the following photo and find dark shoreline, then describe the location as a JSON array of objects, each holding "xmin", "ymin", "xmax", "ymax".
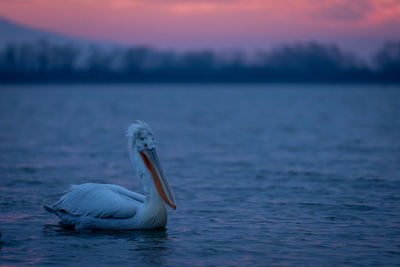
[{"xmin": 1, "ymin": 41, "xmax": 399, "ymax": 84}]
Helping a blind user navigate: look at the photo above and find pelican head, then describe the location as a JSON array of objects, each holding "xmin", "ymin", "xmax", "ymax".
[{"xmin": 127, "ymin": 121, "xmax": 176, "ymax": 210}]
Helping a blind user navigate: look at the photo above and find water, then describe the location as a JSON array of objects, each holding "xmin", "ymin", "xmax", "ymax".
[{"xmin": 0, "ymin": 84, "xmax": 399, "ymax": 266}]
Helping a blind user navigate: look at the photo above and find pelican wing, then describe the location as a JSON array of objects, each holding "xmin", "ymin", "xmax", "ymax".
[{"xmin": 52, "ymin": 183, "xmax": 144, "ymax": 219}]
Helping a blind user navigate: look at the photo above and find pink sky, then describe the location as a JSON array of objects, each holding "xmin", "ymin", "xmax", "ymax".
[{"xmin": 0, "ymin": 0, "xmax": 399, "ymax": 52}]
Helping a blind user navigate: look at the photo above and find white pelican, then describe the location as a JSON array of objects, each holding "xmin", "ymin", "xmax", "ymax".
[{"xmin": 44, "ymin": 121, "xmax": 176, "ymax": 230}]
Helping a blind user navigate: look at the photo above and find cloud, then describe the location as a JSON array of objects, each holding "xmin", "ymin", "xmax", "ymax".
[
  {"xmin": 319, "ymin": 0, "xmax": 373, "ymax": 21},
  {"xmin": 315, "ymin": 0, "xmax": 400, "ymax": 24}
]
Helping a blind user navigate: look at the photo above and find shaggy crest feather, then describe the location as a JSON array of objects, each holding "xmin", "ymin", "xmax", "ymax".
[{"xmin": 126, "ymin": 120, "xmax": 153, "ymax": 139}]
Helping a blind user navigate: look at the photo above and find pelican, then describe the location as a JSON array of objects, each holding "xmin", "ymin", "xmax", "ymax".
[{"xmin": 44, "ymin": 121, "xmax": 176, "ymax": 230}]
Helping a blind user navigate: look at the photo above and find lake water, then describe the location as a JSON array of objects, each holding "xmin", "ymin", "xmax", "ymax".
[{"xmin": 0, "ymin": 84, "xmax": 399, "ymax": 266}]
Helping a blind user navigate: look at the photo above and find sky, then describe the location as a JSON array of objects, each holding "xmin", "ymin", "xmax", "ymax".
[{"xmin": 0, "ymin": 0, "xmax": 399, "ymax": 54}]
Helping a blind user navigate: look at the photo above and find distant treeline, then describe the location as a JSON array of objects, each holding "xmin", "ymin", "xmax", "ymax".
[{"xmin": 0, "ymin": 40, "xmax": 399, "ymax": 83}]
